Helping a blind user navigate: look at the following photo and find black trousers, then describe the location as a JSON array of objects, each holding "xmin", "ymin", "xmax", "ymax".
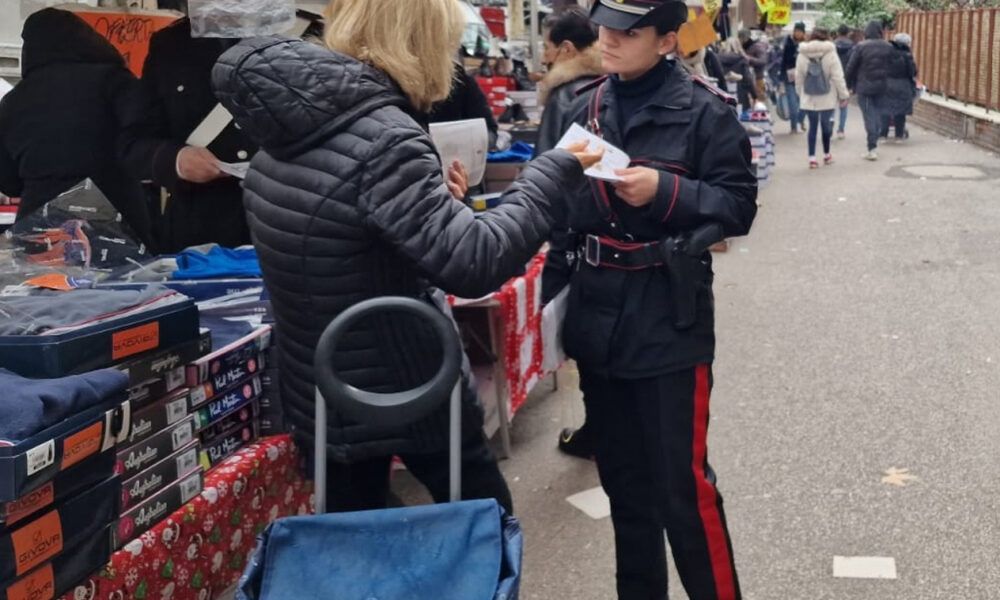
[
  {"xmin": 581, "ymin": 365, "xmax": 740, "ymax": 600},
  {"xmin": 880, "ymin": 114, "xmax": 907, "ymax": 138},
  {"xmin": 858, "ymin": 94, "xmax": 883, "ymax": 151},
  {"xmin": 325, "ymin": 431, "xmax": 513, "ymax": 514}
]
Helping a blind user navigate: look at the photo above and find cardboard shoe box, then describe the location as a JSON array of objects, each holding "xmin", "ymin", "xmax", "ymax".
[
  {"xmin": 0, "ymin": 402, "xmax": 128, "ymax": 504},
  {"xmin": 115, "ymin": 416, "xmax": 195, "ymax": 481},
  {"xmin": 0, "ymin": 476, "xmax": 119, "ymax": 584},
  {"xmin": 193, "ymin": 375, "xmax": 262, "ymax": 431},
  {"xmin": 120, "ymin": 443, "xmax": 200, "ymax": 512},
  {"xmin": 116, "ymin": 470, "xmax": 203, "ymax": 548},
  {"xmin": 186, "ymin": 325, "xmax": 271, "ymax": 387},
  {"xmin": 199, "ymin": 423, "xmax": 258, "ymax": 471},
  {"xmin": 0, "ymin": 524, "xmax": 113, "ymax": 600},
  {"xmin": 1, "ymin": 450, "xmax": 115, "ymax": 530}
]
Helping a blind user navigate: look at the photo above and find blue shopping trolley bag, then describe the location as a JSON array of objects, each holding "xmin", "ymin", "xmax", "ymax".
[{"xmin": 236, "ymin": 297, "xmax": 523, "ymax": 600}]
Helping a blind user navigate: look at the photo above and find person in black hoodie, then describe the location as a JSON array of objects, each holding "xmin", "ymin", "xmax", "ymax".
[
  {"xmin": 0, "ymin": 8, "xmax": 154, "ymax": 248},
  {"xmin": 846, "ymin": 20, "xmax": 895, "ymax": 160},
  {"xmin": 212, "ymin": 0, "xmax": 600, "ymax": 513}
]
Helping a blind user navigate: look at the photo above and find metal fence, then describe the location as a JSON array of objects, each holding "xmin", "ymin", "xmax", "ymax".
[{"xmin": 897, "ymin": 9, "xmax": 1000, "ymax": 111}]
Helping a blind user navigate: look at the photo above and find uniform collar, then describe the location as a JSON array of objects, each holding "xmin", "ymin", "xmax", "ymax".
[{"xmin": 599, "ymin": 59, "xmax": 693, "ymax": 112}]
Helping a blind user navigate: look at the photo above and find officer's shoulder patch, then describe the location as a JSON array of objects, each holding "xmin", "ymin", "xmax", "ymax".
[
  {"xmin": 574, "ymin": 75, "xmax": 610, "ymax": 96},
  {"xmin": 692, "ymin": 76, "xmax": 738, "ymax": 107}
]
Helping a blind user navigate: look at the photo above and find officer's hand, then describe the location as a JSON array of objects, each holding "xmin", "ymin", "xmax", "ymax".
[
  {"xmin": 447, "ymin": 160, "xmax": 469, "ymax": 200},
  {"xmin": 565, "ymin": 140, "xmax": 605, "ymax": 171},
  {"xmin": 177, "ymin": 146, "xmax": 224, "ymax": 184},
  {"xmin": 612, "ymin": 167, "xmax": 659, "ymax": 207}
]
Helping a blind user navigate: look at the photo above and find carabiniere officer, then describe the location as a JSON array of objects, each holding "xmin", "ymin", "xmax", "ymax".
[{"xmin": 543, "ymin": 1, "xmax": 758, "ymax": 598}]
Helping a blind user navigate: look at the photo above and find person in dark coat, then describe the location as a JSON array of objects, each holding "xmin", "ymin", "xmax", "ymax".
[
  {"xmin": 0, "ymin": 8, "xmax": 154, "ymax": 248},
  {"xmin": 738, "ymin": 28, "xmax": 769, "ymax": 96},
  {"xmin": 718, "ymin": 37, "xmax": 759, "ymax": 111},
  {"xmin": 535, "ymin": 6, "xmax": 602, "ymax": 155},
  {"xmin": 880, "ymin": 33, "xmax": 918, "ymax": 140},
  {"xmin": 834, "ymin": 24, "xmax": 856, "ymax": 138},
  {"xmin": 212, "ymin": 0, "xmax": 599, "ymax": 514},
  {"xmin": 119, "ymin": 13, "xmax": 255, "ymax": 253},
  {"xmin": 428, "ymin": 61, "xmax": 500, "ymax": 149},
  {"xmin": 846, "ymin": 20, "xmax": 895, "ymax": 160},
  {"xmin": 545, "ymin": 1, "xmax": 757, "ymax": 597},
  {"xmin": 781, "ymin": 22, "xmax": 808, "ymax": 133}
]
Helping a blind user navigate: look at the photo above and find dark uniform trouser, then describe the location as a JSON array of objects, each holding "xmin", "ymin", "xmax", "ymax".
[{"xmin": 581, "ymin": 364, "xmax": 741, "ymax": 600}]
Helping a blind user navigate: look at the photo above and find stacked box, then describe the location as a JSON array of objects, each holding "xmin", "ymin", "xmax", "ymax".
[
  {"xmin": 0, "ymin": 476, "xmax": 119, "ymax": 594},
  {"xmin": 259, "ymin": 354, "xmax": 286, "ymax": 436}
]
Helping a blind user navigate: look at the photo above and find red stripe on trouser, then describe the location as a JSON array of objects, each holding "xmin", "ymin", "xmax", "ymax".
[{"xmin": 691, "ymin": 365, "xmax": 737, "ymax": 600}]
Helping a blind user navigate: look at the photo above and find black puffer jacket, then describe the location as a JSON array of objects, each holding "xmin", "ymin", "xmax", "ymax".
[
  {"xmin": 846, "ymin": 21, "xmax": 895, "ymax": 96},
  {"xmin": 212, "ymin": 37, "xmax": 582, "ymax": 462}
]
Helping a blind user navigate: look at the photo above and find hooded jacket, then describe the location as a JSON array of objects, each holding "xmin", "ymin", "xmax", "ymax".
[
  {"xmin": 212, "ymin": 37, "xmax": 583, "ymax": 462},
  {"xmin": 882, "ymin": 41, "xmax": 918, "ymax": 116},
  {"xmin": 845, "ymin": 21, "xmax": 895, "ymax": 96},
  {"xmin": 535, "ymin": 44, "xmax": 603, "ymax": 154},
  {"xmin": 795, "ymin": 40, "xmax": 850, "ymax": 111},
  {"xmin": 0, "ymin": 8, "xmax": 154, "ymax": 247}
]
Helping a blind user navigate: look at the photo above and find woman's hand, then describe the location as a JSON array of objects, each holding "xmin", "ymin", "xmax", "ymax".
[
  {"xmin": 564, "ymin": 140, "xmax": 605, "ymax": 171},
  {"xmin": 447, "ymin": 160, "xmax": 469, "ymax": 200},
  {"xmin": 612, "ymin": 167, "xmax": 660, "ymax": 207}
]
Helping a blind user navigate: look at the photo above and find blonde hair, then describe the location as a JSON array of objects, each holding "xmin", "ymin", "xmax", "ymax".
[{"xmin": 324, "ymin": 0, "xmax": 465, "ymax": 112}]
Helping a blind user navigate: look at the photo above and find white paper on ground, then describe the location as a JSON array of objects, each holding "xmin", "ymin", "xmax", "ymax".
[
  {"xmin": 832, "ymin": 556, "xmax": 897, "ymax": 579},
  {"xmin": 555, "ymin": 123, "xmax": 630, "ymax": 182},
  {"xmin": 429, "ymin": 118, "xmax": 489, "ymax": 187},
  {"xmin": 566, "ymin": 486, "xmax": 611, "ymax": 520},
  {"xmin": 218, "ymin": 162, "xmax": 250, "ymax": 179}
]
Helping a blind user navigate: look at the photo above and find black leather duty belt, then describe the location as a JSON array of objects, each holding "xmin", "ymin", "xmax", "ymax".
[{"xmin": 581, "ymin": 234, "xmax": 664, "ymax": 270}]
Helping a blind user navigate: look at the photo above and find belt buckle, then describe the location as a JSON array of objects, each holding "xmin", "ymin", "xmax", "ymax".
[{"xmin": 585, "ymin": 234, "xmax": 601, "ymax": 267}]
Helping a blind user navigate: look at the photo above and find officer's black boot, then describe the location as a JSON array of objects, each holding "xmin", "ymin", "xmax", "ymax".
[{"xmin": 558, "ymin": 423, "xmax": 595, "ymax": 459}]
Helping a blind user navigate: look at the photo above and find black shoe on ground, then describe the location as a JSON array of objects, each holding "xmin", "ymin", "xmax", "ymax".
[{"xmin": 558, "ymin": 427, "xmax": 595, "ymax": 459}]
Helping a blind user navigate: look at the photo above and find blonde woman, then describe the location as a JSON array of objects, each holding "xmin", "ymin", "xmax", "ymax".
[{"xmin": 211, "ymin": 0, "xmax": 600, "ymax": 512}]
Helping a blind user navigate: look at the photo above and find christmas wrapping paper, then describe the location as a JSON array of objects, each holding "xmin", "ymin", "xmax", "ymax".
[{"xmin": 62, "ymin": 435, "xmax": 312, "ymax": 600}]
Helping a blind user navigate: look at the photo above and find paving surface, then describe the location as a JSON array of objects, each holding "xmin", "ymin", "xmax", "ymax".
[{"xmin": 397, "ymin": 105, "xmax": 1000, "ymax": 599}]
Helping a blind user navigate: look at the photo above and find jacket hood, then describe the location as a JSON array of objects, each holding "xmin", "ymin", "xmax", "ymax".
[
  {"xmin": 212, "ymin": 37, "xmax": 408, "ymax": 159},
  {"xmin": 21, "ymin": 8, "xmax": 126, "ymax": 76},
  {"xmin": 538, "ymin": 44, "xmax": 603, "ymax": 105},
  {"xmin": 799, "ymin": 40, "xmax": 837, "ymax": 59},
  {"xmin": 864, "ymin": 21, "xmax": 884, "ymax": 40}
]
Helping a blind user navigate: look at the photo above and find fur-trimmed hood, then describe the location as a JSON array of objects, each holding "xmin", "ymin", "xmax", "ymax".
[{"xmin": 538, "ymin": 44, "xmax": 603, "ymax": 104}]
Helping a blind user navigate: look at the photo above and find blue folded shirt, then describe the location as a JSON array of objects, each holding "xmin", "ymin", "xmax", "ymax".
[{"xmin": 0, "ymin": 368, "xmax": 128, "ymax": 443}]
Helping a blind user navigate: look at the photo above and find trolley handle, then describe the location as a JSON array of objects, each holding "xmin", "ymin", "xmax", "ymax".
[{"xmin": 312, "ymin": 296, "xmax": 464, "ymax": 512}]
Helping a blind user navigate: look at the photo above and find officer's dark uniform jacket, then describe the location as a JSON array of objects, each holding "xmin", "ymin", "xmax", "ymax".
[
  {"xmin": 120, "ymin": 18, "xmax": 255, "ymax": 253},
  {"xmin": 544, "ymin": 59, "xmax": 757, "ymax": 378}
]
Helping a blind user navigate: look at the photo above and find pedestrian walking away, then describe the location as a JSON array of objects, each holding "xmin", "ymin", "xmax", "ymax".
[
  {"xmin": 545, "ymin": 0, "xmax": 758, "ymax": 597},
  {"xmin": 880, "ymin": 32, "xmax": 918, "ymax": 142},
  {"xmin": 845, "ymin": 20, "xmax": 895, "ymax": 160},
  {"xmin": 795, "ymin": 28, "xmax": 849, "ymax": 168},
  {"xmin": 833, "ymin": 24, "xmax": 855, "ymax": 138}
]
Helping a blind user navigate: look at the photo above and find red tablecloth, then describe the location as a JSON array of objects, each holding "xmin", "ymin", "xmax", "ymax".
[{"xmin": 64, "ymin": 435, "xmax": 312, "ymax": 600}]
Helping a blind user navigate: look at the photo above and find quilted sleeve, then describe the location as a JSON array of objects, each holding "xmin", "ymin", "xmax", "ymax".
[{"xmin": 359, "ymin": 124, "xmax": 583, "ymax": 299}]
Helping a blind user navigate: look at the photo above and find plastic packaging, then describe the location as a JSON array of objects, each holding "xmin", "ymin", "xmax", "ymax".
[{"xmin": 188, "ymin": 0, "xmax": 295, "ymax": 38}]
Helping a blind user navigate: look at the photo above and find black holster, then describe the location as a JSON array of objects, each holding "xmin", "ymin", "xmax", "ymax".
[{"xmin": 659, "ymin": 223, "xmax": 725, "ymax": 329}]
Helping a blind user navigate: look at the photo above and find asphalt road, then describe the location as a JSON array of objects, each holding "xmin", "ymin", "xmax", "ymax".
[{"xmin": 398, "ymin": 105, "xmax": 1000, "ymax": 599}]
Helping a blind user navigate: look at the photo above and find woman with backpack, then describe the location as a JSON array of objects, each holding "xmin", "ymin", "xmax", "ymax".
[{"xmin": 795, "ymin": 27, "xmax": 849, "ymax": 169}]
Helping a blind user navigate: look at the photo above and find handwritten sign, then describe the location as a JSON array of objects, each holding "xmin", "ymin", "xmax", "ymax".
[{"xmin": 65, "ymin": 7, "xmax": 180, "ymax": 76}]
